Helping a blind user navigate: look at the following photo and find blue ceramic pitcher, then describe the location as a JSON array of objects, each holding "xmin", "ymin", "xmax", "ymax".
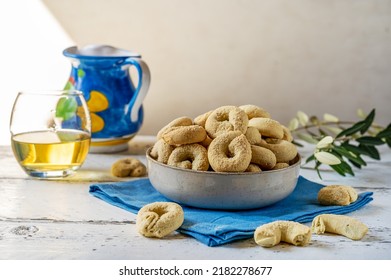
[{"xmin": 63, "ymin": 45, "xmax": 150, "ymax": 153}]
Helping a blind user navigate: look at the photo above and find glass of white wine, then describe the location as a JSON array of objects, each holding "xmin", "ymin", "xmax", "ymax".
[{"xmin": 9, "ymin": 90, "xmax": 91, "ymax": 178}]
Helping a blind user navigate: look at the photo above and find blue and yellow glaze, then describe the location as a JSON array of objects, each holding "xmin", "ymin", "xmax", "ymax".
[{"xmin": 63, "ymin": 46, "xmax": 148, "ymax": 151}]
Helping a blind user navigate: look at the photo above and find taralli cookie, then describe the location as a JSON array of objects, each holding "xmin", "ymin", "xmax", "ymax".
[
  {"xmin": 199, "ymin": 135, "xmax": 213, "ymax": 148},
  {"xmin": 208, "ymin": 131, "xmax": 251, "ymax": 172},
  {"xmin": 136, "ymin": 202, "xmax": 184, "ymax": 238},
  {"xmin": 167, "ymin": 144, "xmax": 209, "ymax": 171},
  {"xmin": 194, "ymin": 110, "xmax": 213, "ymax": 128},
  {"xmin": 272, "ymin": 162, "xmax": 290, "ymax": 170},
  {"xmin": 245, "ymin": 126, "xmax": 262, "ymax": 145},
  {"xmin": 318, "ymin": 185, "xmax": 358, "ymax": 206},
  {"xmin": 248, "ymin": 117, "xmax": 284, "ymax": 139},
  {"xmin": 151, "ymin": 104, "xmax": 298, "ymax": 173},
  {"xmin": 205, "ymin": 105, "xmax": 249, "ymax": 139},
  {"xmin": 281, "ymin": 125, "xmax": 293, "ymax": 142},
  {"xmin": 162, "ymin": 125, "xmax": 207, "ymax": 146},
  {"xmin": 312, "ymin": 214, "xmax": 368, "ymax": 240},
  {"xmin": 254, "ymin": 221, "xmax": 312, "ymax": 247},
  {"xmin": 111, "ymin": 157, "xmax": 147, "ymax": 177},
  {"xmin": 239, "ymin": 104, "xmax": 271, "ymax": 119},
  {"xmin": 250, "ymin": 145, "xmax": 276, "ymax": 170},
  {"xmin": 245, "ymin": 163, "xmax": 262, "ymax": 172},
  {"xmin": 150, "ymin": 139, "xmax": 174, "ymax": 164},
  {"xmin": 157, "ymin": 116, "xmax": 193, "ymax": 139},
  {"xmin": 258, "ymin": 138, "xmax": 298, "ymax": 163}
]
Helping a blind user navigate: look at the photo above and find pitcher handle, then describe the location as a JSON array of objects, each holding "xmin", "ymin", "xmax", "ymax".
[{"xmin": 123, "ymin": 58, "xmax": 151, "ymax": 123}]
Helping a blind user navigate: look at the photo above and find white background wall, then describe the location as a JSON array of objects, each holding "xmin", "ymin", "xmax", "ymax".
[
  {"xmin": 0, "ymin": 0, "xmax": 73, "ymax": 144},
  {"xmin": 1, "ymin": 0, "xmax": 390, "ymax": 144}
]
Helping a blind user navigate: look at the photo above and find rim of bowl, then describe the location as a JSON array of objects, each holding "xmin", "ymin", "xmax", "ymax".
[{"xmin": 145, "ymin": 146, "xmax": 301, "ymax": 176}]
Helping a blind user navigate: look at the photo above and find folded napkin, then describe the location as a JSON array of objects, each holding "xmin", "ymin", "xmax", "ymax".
[{"xmin": 89, "ymin": 176, "xmax": 373, "ymax": 247}]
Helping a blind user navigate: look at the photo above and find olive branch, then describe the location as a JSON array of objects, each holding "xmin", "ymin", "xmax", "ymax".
[{"xmin": 288, "ymin": 109, "xmax": 391, "ymax": 179}]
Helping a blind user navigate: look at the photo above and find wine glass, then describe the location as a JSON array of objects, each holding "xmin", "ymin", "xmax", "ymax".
[{"xmin": 9, "ymin": 90, "xmax": 91, "ymax": 178}]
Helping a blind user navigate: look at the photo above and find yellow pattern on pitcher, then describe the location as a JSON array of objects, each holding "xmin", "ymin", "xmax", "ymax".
[{"xmin": 78, "ymin": 90, "xmax": 109, "ymax": 133}]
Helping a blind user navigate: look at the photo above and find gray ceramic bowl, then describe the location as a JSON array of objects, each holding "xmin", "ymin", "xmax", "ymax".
[{"xmin": 146, "ymin": 147, "xmax": 301, "ymax": 210}]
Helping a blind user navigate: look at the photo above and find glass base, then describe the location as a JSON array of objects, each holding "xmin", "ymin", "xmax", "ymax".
[{"xmin": 23, "ymin": 169, "xmax": 76, "ymax": 179}]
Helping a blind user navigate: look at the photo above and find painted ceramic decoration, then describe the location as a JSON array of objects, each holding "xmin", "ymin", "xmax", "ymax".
[{"xmin": 63, "ymin": 45, "xmax": 150, "ymax": 153}]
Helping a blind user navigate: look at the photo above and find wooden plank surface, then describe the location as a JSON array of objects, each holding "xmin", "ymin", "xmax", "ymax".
[{"xmin": 1, "ymin": 136, "xmax": 390, "ymax": 260}]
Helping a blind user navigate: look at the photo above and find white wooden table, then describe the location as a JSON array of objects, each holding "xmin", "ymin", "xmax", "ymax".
[{"xmin": 1, "ymin": 135, "xmax": 390, "ymax": 260}]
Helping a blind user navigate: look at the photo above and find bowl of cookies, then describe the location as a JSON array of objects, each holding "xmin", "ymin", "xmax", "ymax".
[{"xmin": 146, "ymin": 105, "xmax": 301, "ymax": 210}]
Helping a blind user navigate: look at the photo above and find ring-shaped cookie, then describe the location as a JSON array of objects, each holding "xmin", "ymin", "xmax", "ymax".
[
  {"xmin": 150, "ymin": 139, "xmax": 175, "ymax": 164},
  {"xmin": 194, "ymin": 110, "xmax": 213, "ymax": 128},
  {"xmin": 248, "ymin": 117, "xmax": 284, "ymax": 139},
  {"xmin": 272, "ymin": 162, "xmax": 290, "ymax": 170},
  {"xmin": 258, "ymin": 138, "xmax": 298, "ymax": 163},
  {"xmin": 162, "ymin": 125, "xmax": 207, "ymax": 146},
  {"xmin": 157, "ymin": 116, "xmax": 193, "ymax": 139},
  {"xmin": 254, "ymin": 221, "xmax": 311, "ymax": 247},
  {"xmin": 111, "ymin": 157, "xmax": 147, "ymax": 177},
  {"xmin": 207, "ymin": 131, "xmax": 251, "ymax": 172},
  {"xmin": 239, "ymin": 104, "xmax": 271, "ymax": 119},
  {"xmin": 205, "ymin": 106, "xmax": 249, "ymax": 139},
  {"xmin": 136, "ymin": 202, "xmax": 184, "ymax": 238},
  {"xmin": 245, "ymin": 163, "xmax": 262, "ymax": 172},
  {"xmin": 167, "ymin": 144, "xmax": 209, "ymax": 171},
  {"xmin": 250, "ymin": 145, "xmax": 277, "ymax": 170},
  {"xmin": 245, "ymin": 126, "xmax": 262, "ymax": 145},
  {"xmin": 281, "ymin": 125, "xmax": 293, "ymax": 142}
]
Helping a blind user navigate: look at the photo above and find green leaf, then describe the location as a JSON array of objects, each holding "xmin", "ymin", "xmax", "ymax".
[
  {"xmin": 348, "ymin": 159, "xmax": 362, "ymax": 169},
  {"xmin": 336, "ymin": 121, "xmax": 367, "ymax": 138},
  {"xmin": 356, "ymin": 136, "xmax": 385, "ymax": 146},
  {"xmin": 330, "ymin": 163, "xmax": 347, "ymax": 176},
  {"xmin": 331, "ymin": 160, "xmax": 354, "ymax": 176},
  {"xmin": 386, "ymin": 137, "xmax": 391, "ymax": 148},
  {"xmin": 341, "ymin": 142, "xmax": 374, "ymax": 158},
  {"xmin": 314, "ymin": 161, "xmax": 323, "ymax": 180},
  {"xmin": 376, "ymin": 124, "xmax": 391, "ymax": 138},
  {"xmin": 343, "ymin": 161, "xmax": 355, "ymax": 176},
  {"xmin": 336, "ymin": 109, "xmax": 375, "ymax": 138},
  {"xmin": 56, "ymin": 97, "xmax": 77, "ymax": 121},
  {"xmin": 305, "ymin": 154, "xmax": 316, "ymax": 164},
  {"xmin": 332, "ymin": 146, "xmax": 366, "ymax": 167},
  {"xmin": 358, "ymin": 144, "xmax": 380, "ymax": 160},
  {"xmin": 359, "ymin": 109, "xmax": 375, "ymax": 134}
]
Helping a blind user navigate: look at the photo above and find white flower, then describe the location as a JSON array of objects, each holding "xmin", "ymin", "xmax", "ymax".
[
  {"xmin": 316, "ymin": 136, "xmax": 334, "ymax": 149},
  {"xmin": 357, "ymin": 108, "xmax": 366, "ymax": 119},
  {"xmin": 297, "ymin": 111, "xmax": 309, "ymax": 126},
  {"xmin": 288, "ymin": 118, "xmax": 299, "ymax": 131},
  {"xmin": 314, "ymin": 151, "xmax": 341, "ymax": 165},
  {"xmin": 297, "ymin": 133, "xmax": 319, "ymax": 144},
  {"xmin": 323, "ymin": 113, "xmax": 339, "ymax": 122}
]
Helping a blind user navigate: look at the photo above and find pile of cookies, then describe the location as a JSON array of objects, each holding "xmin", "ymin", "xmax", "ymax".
[{"xmin": 150, "ymin": 105, "xmax": 298, "ymax": 172}]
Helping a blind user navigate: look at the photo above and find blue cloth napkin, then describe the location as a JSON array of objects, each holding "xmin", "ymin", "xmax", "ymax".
[{"xmin": 89, "ymin": 176, "xmax": 373, "ymax": 247}]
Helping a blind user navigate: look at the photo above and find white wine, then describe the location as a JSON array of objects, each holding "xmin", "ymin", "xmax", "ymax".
[{"xmin": 11, "ymin": 130, "xmax": 90, "ymax": 177}]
